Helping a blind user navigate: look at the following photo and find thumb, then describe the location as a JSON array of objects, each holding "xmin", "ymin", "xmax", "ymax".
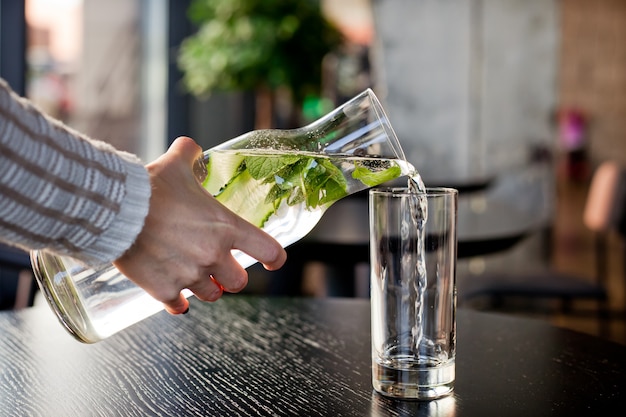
[
  {"xmin": 168, "ymin": 136, "xmax": 207, "ymax": 182},
  {"xmin": 168, "ymin": 136, "xmax": 203, "ymax": 164}
]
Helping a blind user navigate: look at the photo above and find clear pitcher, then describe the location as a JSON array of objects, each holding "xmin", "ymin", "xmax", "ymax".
[{"xmin": 30, "ymin": 89, "xmax": 417, "ymax": 343}]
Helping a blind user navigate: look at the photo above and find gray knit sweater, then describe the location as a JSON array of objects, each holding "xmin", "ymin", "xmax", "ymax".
[{"xmin": 0, "ymin": 78, "xmax": 151, "ymax": 267}]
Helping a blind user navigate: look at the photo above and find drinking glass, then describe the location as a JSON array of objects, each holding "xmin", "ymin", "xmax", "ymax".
[{"xmin": 370, "ymin": 187, "xmax": 458, "ymax": 400}]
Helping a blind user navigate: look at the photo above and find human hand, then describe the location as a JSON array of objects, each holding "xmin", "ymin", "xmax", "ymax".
[{"xmin": 113, "ymin": 137, "xmax": 287, "ymax": 314}]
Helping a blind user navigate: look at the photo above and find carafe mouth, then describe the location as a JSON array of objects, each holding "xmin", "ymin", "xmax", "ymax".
[
  {"xmin": 301, "ymin": 88, "xmax": 407, "ymax": 160},
  {"xmin": 360, "ymin": 89, "xmax": 407, "ymax": 162}
]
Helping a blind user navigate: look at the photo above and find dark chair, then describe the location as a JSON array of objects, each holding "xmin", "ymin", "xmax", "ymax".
[{"xmin": 458, "ymin": 161, "xmax": 626, "ymax": 335}]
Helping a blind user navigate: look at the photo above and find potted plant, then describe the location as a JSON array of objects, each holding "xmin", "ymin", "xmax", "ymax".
[{"xmin": 177, "ymin": 0, "xmax": 344, "ymax": 128}]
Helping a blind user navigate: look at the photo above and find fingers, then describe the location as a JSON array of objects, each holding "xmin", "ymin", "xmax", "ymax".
[
  {"xmin": 136, "ymin": 135, "xmax": 287, "ymax": 314},
  {"xmin": 230, "ymin": 218, "xmax": 287, "ymax": 272},
  {"xmin": 163, "ymin": 293, "xmax": 191, "ymax": 315},
  {"xmin": 187, "ymin": 275, "xmax": 225, "ymax": 302},
  {"xmin": 169, "ymin": 136, "xmax": 287, "ymax": 272},
  {"xmin": 204, "ymin": 255, "xmax": 249, "ymax": 293}
]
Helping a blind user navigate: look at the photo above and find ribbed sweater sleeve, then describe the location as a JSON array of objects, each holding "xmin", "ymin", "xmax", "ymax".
[{"xmin": 0, "ymin": 78, "xmax": 151, "ymax": 267}]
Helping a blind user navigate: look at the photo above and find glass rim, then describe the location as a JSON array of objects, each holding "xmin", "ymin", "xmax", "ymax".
[{"xmin": 369, "ymin": 186, "xmax": 458, "ymax": 197}]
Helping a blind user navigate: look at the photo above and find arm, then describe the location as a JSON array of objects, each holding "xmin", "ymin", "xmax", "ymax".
[
  {"xmin": 0, "ymin": 77, "xmax": 150, "ymax": 266},
  {"xmin": 0, "ymin": 79, "xmax": 286, "ymax": 314}
]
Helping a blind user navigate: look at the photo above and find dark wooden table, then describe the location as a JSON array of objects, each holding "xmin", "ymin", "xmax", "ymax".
[{"xmin": 1, "ymin": 296, "xmax": 624, "ymax": 416}]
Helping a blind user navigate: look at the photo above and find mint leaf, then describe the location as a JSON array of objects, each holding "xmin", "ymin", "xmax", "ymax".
[
  {"xmin": 303, "ymin": 158, "xmax": 348, "ymax": 206},
  {"xmin": 277, "ymin": 158, "xmax": 312, "ymax": 186},
  {"xmin": 319, "ymin": 178, "xmax": 348, "ymax": 205},
  {"xmin": 352, "ymin": 165, "xmax": 401, "ymax": 187},
  {"xmin": 243, "ymin": 153, "xmax": 396, "ymax": 213},
  {"xmin": 265, "ymin": 184, "xmax": 291, "ymax": 207},
  {"xmin": 246, "ymin": 155, "xmax": 301, "ymax": 180}
]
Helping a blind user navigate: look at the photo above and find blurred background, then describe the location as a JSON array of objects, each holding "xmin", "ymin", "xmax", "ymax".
[{"xmin": 0, "ymin": 0, "xmax": 624, "ymax": 344}]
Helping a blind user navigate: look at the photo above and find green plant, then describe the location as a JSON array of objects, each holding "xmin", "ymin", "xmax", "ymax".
[{"xmin": 177, "ymin": 0, "xmax": 344, "ymax": 107}]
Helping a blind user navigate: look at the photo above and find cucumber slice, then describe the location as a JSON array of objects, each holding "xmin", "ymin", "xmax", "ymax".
[
  {"xmin": 216, "ymin": 169, "xmax": 275, "ymax": 228},
  {"xmin": 203, "ymin": 152, "xmax": 245, "ymax": 196}
]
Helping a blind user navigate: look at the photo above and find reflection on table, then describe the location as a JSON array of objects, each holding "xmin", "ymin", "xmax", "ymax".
[{"xmin": 1, "ymin": 296, "xmax": 623, "ymax": 416}]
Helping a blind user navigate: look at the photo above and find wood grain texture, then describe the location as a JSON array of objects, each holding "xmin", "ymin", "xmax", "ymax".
[{"xmin": 1, "ymin": 296, "xmax": 625, "ymax": 416}]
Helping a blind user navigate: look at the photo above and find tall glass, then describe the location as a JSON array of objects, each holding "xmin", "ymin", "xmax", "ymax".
[
  {"xmin": 31, "ymin": 89, "xmax": 418, "ymax": 343},
  {"xmin": 370, "ymin": 187, "xmax": 458, "ymax": 400}
]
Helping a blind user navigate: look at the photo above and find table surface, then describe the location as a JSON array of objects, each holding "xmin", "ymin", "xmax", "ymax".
[{"xmin": 1, "ymin": 296, "xmax": 624, "ymax": 417}]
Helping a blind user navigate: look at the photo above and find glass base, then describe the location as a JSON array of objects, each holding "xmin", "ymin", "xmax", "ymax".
[{"xmin": 372, "ymin": 360, "xmax": 455, "ymax": 400}]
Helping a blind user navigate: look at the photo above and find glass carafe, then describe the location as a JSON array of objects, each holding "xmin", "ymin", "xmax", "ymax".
[{"xmin": 30, "ymin": 89, "xmax": 416, "ymax": 343}]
